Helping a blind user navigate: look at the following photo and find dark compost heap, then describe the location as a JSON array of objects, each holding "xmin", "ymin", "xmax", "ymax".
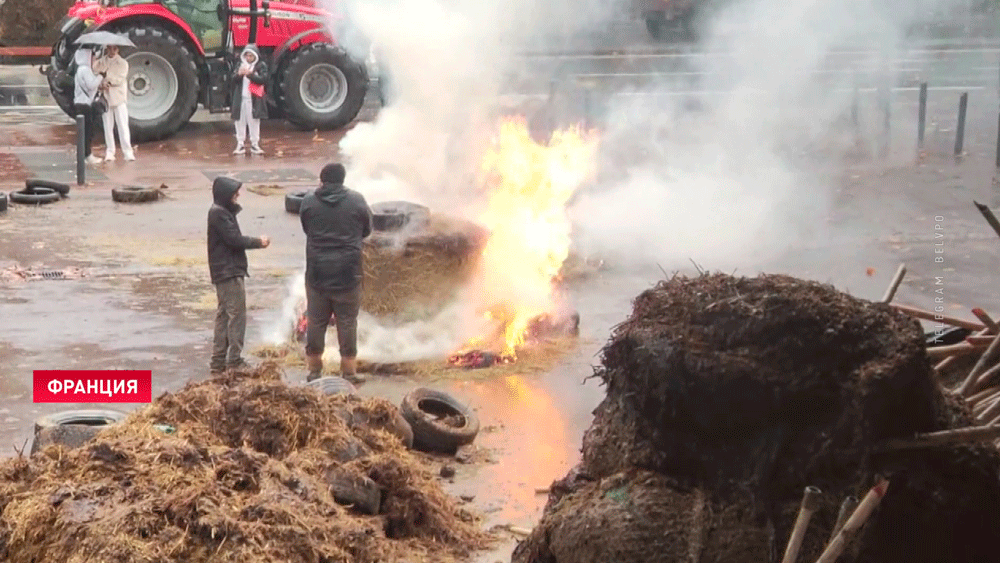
[
  {"xmin": 0, "ymin": 363, "xmax": 492, "ymax": 563},
  {"xmin": 513, "ymin": 273, "xmax": 1000, "ymax": 563}
]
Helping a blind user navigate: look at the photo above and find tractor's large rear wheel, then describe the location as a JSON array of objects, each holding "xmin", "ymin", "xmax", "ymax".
[
  {"xmin": 278, "ymin": 43, "xmax": 368, "ymax": 131},
  {"xmin": 122, "ymin": 27, "xmax": 200, "ymax": 142}
]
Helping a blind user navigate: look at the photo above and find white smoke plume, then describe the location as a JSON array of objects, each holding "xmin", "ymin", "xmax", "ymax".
[{"xmin": 568, "ymin": 0, "xmax": 974, "ymax": 274}]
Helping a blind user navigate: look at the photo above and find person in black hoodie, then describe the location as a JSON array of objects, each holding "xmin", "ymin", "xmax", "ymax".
[
  {"xmin": 299, "ymin": 163, "xmax": 373, "ymax": 383},
  {"xmin": 208, "ymin": 176, "xmax": 270, "ymax": 373}
]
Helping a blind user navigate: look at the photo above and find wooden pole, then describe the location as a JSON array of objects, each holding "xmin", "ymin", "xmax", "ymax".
[
  {"xmin": 878, "ymin": 424, "xmax": 1000, "ymax": 451},
  {"xmin": 891, "ymin": 304, "xmax": 985, "ymax": 332},
  {"xmin": 781, "ymin": 486, "xmax": 823, "ymax": 563},
  {"xmin": 828, "ymin": 496, "xmax": 859, "ymax": 542},
  {"xmin": 976, "ymin": 400, "xmax": 1000, "ymax": 424},
  {"xmin": 974, "ymin": 363, "xmax": 1000, "ymax": 393},
  {"xmin": 881, "ymin": 264, "xmax": 907, "ymax": 303},
  {"xmin": 814, "ymin": 479, "xmax": 889, "ymax": 563},
  {"xmin": 967, "ymin": 385, "xmax": 1000, "ymax": 407},
  {"xmin": 973, "ymin": 201, "xmax": 1000, "ymax": 242},
  {"xmin": 971, "ymin": 308, "xmax": 999, "ymax": 333},
  {"xmin": 926, "ymin": 342, "xmax": 989, "ymax": 359},
  {"xmin": 957, "ymin": 331, "xmax": 1000, "ymax": 396}
]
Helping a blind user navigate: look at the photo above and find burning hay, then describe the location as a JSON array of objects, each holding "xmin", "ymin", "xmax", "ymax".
[
  {"xmin": 361, "ymin": 213, "xmax": 488, "ymax": 320},
  {"xmin": 0, "ymin": 363, "xmax": 493, "ymax": 563},
  {"xmin": 514, "ymin": 273, "xmax": 1000, "ymax": 563}
]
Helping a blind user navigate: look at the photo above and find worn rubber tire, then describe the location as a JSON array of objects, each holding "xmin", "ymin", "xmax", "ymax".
[
  {"xmin": 400, "ymin": 388, "xmax": 479, "ymax": 454},
  {"xmin": 26, "ymin": 178, "xmax": 70, "ymax": 197},
  {"xmin": 926, "ymin": 326, "xmax": 971, "ymax": 347},
  {"xmin": 46, "ymin": 34, "xmax": 77, "ymax": 119},
  {"xmin": 33, "ymin": 408, "xmax": 128, "ymax": 437},
  {"xmin": 371, "ymin": 200, "xmax": 430, "ymax": 232},
  {"xmin": 304, "ymin": 376, "xmax": 358, "ymax": 396},
  {"xmin": 112, "ymin": 186, "xmax": 160, "ymax": 203},
  {"xmin": 278, "ymin": 43, "xmax": 368, "ymax": 131},
  {"xmin": 0, "ymin": 192, "xmax": 7, "ymax": 213},
  {"xmin": 10, "ymin": 187, "xmax": 60, "ymax": 205},
  {"xmin": 285, "ymin": 191, "xmax": 307, "ymax": 214},
  {"xmin": 119, "ymin": 26, "xmax": 200, "ymax": 142},
  {"xmin": 31, "ymin": 424, "xmax": 104, "ymax": 455}
]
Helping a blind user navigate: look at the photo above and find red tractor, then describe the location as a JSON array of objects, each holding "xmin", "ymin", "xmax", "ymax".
[{"xmin": 43, "ymin": 0, "xmax": 371, "ymax": 142}]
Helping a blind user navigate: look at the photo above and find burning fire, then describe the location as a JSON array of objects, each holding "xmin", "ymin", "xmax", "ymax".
[{"xmin": 461, "ymin": 116, "xmax": 598, "ymax": 360}]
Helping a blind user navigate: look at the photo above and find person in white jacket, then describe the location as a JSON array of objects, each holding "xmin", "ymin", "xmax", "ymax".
[
  {"xmin": 73, "ymin": 47, "xmax": 103, "ymax": 165},
  {"xmin": 93, "ymin": 45, "xmax": 135, "ymax": 162}
]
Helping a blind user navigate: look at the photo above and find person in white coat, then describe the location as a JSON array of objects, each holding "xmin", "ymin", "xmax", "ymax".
[
  {"xmin": 73, "ymin": 47, "xmax": 103, "ymax": 165},
  {"xmin": 231, "ymin": 45, "xmax": 267, "ymax": 155},
  {"xmin": 94, "ymin": 45, "xmax": 135, "ymax": 162}
]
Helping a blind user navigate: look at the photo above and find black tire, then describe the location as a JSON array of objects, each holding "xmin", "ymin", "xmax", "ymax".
[
  {"xmin": 926, "ymin": 326, "xmax": 971, "ymax": 347},
  {"xmin": 46, "ymin": 33, "xmax": 77, "ymax": 119},
  {"xmin": 31, "ymin": 424, "xmax": 104, "ymax": 455},
  {"xmin": 26, "ymin": 178, "xmax": 70, "ymax": 197},
  {"xmin": 285, "ymin": 191, "xmax": 307, "ymax": 214},
  {"xmin": 0, "ymin": 192, "xmax": 7, "ymax": 213},
  {"xmin": 278, "ymin": 43, "xmax": 368, "ymax": 131},
  {"xmin": 400, "ymin": 388, "xmax": 479, "ymax": 454},
  {"xmin": 112, "ymin": 186, "xmax": 160, "ymax": 203},
  {"xmin": 304, "ymin": 375, "xmax": 358, "ymax": 396},
  {"xmin": 10, "ymin": 187, "xmax": 60, "ymax": 205},
  {"xmin": 33, "ymin": 408, "xmax": 128, "ymax": 436},
  {"xmin": 645, "ymin": 12, "xmax": 666, "ymax": 40},
  {"xmin": 118, "ymin": 26, "xmax": 201, "ymax": 142},
  {"xmin": 326, "ymin": 467, "xmax": 381, "ymax": 515},
  {"xmin": 371, "ymin": 200, "xmax": 430, "ymax": 232}
]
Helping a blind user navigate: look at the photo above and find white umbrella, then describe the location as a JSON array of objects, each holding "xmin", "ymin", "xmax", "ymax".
[{"xmin": 73, "ymin": 31, "xmax": 136, "ymax": 48}]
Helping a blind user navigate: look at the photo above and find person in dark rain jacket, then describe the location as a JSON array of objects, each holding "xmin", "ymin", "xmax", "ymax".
[
  {"xmin": 231, "ymin": 44, "xmax": 268, "ymax": 155},
  {"xmin": 299, "ymin": 163, "xmax": 373, "ymax": 384},
  {"xmin": 207, "ymin": 176, "xmax": 270, "ymax": 373}
]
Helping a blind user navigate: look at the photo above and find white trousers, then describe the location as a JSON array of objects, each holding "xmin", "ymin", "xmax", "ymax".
[
  {"xmin": 102, "ymin": 103, "xmax": 133, "ymax": 156},
  {"xmin": 235, "ymin": 98, "xmax": 260, "ymax": 145}
]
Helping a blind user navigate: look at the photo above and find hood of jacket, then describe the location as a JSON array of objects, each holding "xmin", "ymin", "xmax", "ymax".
[
  {"xmin": 315, "ymin": 182, "xmax": 349, "ymax": 206},
  {"xmin": 74, "ymin": 48, "xmax": 92, "ymax": 69},
  {"xmin": 240, "ymin": 44, "xmax": 260, "ymax": 68},
  {"xmin": 212, "ymin": 176, "xmax": 243, "ymax": 211}
]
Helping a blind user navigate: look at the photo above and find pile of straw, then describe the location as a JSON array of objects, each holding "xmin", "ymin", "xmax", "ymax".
[{"xmin": 0, "ymin": 363, "xmax": 493, "ymax": 563}]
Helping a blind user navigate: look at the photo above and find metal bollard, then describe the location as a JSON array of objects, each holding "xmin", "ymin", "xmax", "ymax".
[
  {"xmin": 995, "ymin": 102, "xmax": 1000, "ymax": 169},
  {"xmin": 917, "ymin": 82, "xmax": 928, "ymax": 150},
  {"xmin": 76, "ymin": 114, "xmax": 85, "ymax": 185},
  {"xmin": 955, "ymin": 92, "xmax": 968, "ymax": 158}
]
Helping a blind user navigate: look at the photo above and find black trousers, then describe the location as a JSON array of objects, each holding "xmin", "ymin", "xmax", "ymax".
[
  {"xmin": 305, "ymin": 283, "xmax": 362, "ymax": 358},
  {"xmin": 73, "ymin": 103, "xmax": 96, "ymax": 157}
]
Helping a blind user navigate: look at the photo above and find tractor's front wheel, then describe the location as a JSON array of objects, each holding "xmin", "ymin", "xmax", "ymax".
[
  {"xmin": 278, "ymin": 43, "xmax": 368, "ymax": 131},
  {"xmin": 121, "ymin": 26, "xmax": 200, "ymax": 142}
]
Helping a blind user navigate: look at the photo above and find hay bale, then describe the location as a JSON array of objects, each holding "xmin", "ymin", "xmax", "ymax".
[
  {"xmin": 0, "ymin": 362, "xmax": 492, "ymax": 563},
  {"xmin": 519, "ymin": 273, "xmax": 1000, "ymax": 563},
  {"xmin": 582, "ymin": 273, "xmax": 944, "ymax": 505},
  {"xmin": 362, "ymin": 214, "xmax": 488, "ymax": 320}
]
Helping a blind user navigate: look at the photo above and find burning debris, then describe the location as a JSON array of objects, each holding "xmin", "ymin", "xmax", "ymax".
[
  {"xmin": 0, "ymin": 363, "xmax": 493, "ymax": 563},
  {"xmin": 514, "ymin": 273, "xmax": 1000, "ymax": 563},
  {"xmin": 448, "ymin": 349, "xmax": 511, "ymax": 369}
]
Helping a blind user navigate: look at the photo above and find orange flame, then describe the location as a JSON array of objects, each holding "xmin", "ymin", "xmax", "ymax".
[{"xmin": 471, "ymin": 117, "xmax": 599, "ymax": 357}]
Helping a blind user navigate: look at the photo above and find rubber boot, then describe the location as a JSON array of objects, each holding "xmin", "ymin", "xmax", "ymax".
[
  {"xmin": 306, "ymin": 354, "xmax": 323, "ymax": 382},
  {"xmin": 341, "ymin": 357, "xmax": 366, "ymax": 384}
]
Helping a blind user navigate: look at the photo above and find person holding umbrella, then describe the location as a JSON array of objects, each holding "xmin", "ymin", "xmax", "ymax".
[
  {"xmin": 93, "ymin": 44, "xmax": 135, "ymax": 162},
  {"xmin": 73, "ymin": 46, "xmax": 103, "ymax": 165}
]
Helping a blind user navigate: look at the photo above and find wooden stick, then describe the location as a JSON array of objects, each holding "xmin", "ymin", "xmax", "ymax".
[
  {"xmin": 972, "ymin": 308, "xmax": 1000, "ymax": 332},
  {"xmin": 878, "ymin": 424, "xmax": 1000, "ymax": 451},
  {"xmin": 967, "ymin": 385, "xmax": 1000, "ymax": 406},
  {"xmin": 973, "ymin": 200, "xmax": 1000, "ymax": 241},
  {"xmin": 973, "ymin": 395, "xmax": 999, "ymax": 417},
  {"xmin": 814, "ymin": 479, "xmax": 889, "ymax": 563},
  {"xmin": 927, "ymin": 342, "xmax": 988, "ymax": 359},
  {"xmin": 891, "ymin": 304, "xmax": 986, "ymax": 331},
  {"xmin": 976, "ymin": 399, "xmax": 1000, "ymax": 424},
  {"xmin": 828, "ymin": 496, "xmax": 859, "ymax": 542},
  {"xmin": 973, "ymin": 364, "xmax": 1000, "ymax": 395},
  {"xmin": 958, "ymin": 330, "xmax": 1000, "ymax": 396},
  {"xmin": 966, "ymin": 335, "xmax": 998, "ymax": 345},
  {"xmin": 881, "ymin": 264, "xmax": 907, "ymax": 303},
  {"xmin": 782, "ymin": 486, "xmax": 823, "ymax": 563}
]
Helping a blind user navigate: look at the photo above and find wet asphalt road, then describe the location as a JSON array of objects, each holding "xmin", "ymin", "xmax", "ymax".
[{"xmin": 3, "ymin": 22, "xmax": 1000, "ymax": 560}]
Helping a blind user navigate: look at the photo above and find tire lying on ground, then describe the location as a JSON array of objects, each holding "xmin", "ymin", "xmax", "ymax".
[
  {"xmin": 371, "ymin": 200, "xmax": 431, "ymax": 232},
  {"xmin": 400, "ymin": 388, "xmax": 479, "ymax": 454},
  {"xmin": 26, "ymin": 178, "xmax": 70, "ymax": 197},
  {"xmin": 325, "ymin": 466, "xmax": 381, "ymax": 515},
  {"xmin": 112, "ymin": 186, "xmax": 160, "ymax": 203},
  {"xmin": 285, "ymin": 191, "xmax": 307, "ymax": 214},
  {"xmin": 0, "ymin": 192, "xmax": 7, "ymax": 213},
  {"xmin": 304, "ymin": 375, "xmax": 358, "ymax": 396},
  {"xmin": 31, "ymin": 408, "xmax": 128, "ymax": 455},
  {"xmin": 10, "ymin": 186, "xmax": 60, "ymax": 205}
]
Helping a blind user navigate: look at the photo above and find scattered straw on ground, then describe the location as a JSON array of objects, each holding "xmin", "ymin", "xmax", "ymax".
[
  {"xmin": 255, "ymin": 337, "xmax": 582, "ymax": 381},
  {"xmin": 0, "ymin": 362, "xmax": 494, "ymax": 563},
  {"xmin": 247, "ymin": 184, "xmax": 286, "ymax": 196}
]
